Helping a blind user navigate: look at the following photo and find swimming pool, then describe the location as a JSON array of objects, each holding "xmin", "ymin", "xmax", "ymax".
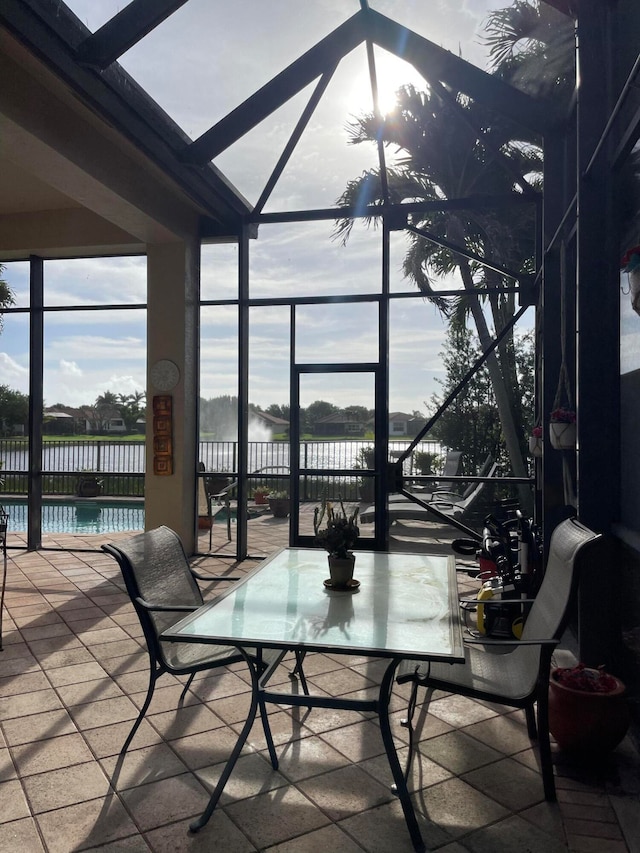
[{"xmin": 1, "ymin": 499, "xmax": 145, "ymax": 534}]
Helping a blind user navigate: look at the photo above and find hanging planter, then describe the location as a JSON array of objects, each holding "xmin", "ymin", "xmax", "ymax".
[
  {"xmin": 529, "ymin": 425, "xmax": 543, "ymax": 457},
  {"xmin": 549, "ymin": 407, "xmax": 576, "ymax": 450},
  {"xmin": 621, "ymin": 245, "xmax": 640, "ymax": 315}
]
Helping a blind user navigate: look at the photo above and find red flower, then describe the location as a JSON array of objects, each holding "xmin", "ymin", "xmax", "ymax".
[
  {"xmin": 532, "ymin": 425, "xmax": 543, "ymax": 438},
  {"xmin": 621, "ymin": 245, "xmax": 640, "ymax": 272},
  {"xmin": 550, "ymin": 407, "xmax": 576, "ymax": 423}
]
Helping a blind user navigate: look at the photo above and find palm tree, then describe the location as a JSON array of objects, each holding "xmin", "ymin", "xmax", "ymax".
[
  {"xmin": 0, "ymin": 264, "xmax": 15, "ymax": 333},
  {"xmin": 483, "ymin": 0, "xmax": 575, "ymax": 103},
  {"xmin": 335, "ymin": 83, "xmax": 541, "ymax": 495}
]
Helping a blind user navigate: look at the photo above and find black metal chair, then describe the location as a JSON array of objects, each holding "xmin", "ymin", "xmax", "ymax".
[
  {"xmin": 102, "ymin": 525, "xmax": 290, "ymax": 757},
  {"xmin": 396, "ymin": 517, "xmax": 601, "ymax": 801}
]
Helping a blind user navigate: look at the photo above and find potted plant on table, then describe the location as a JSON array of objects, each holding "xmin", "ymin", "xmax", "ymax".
[
  {"xmin": 267, "ymin": 490, "xmax": 290, "ymax": 518},
  {"xmin": 549, "ymin": 407, "xmax": 576, "ymax": 450},
  {"xmin": 314, "ymin": 497, "xmax": 360, "ymax": 589},
  {"xmin": 549, "ymin": 663, "xmax": 630, "ymax": 754}
]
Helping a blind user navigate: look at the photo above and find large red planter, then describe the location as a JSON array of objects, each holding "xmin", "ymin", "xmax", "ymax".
[{"xmin": 548, "ymin": 667, "xmax": 630, "ymax": 754}]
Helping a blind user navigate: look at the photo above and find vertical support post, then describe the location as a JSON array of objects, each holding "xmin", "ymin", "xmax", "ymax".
[
  {"xmin": 236, "ymin": 224, "xmax": 250, "ymax": 560},
  {"xmin": 146, "ymin": 240, "xmax": 199, "ymax": 551},
  {"xmin": 27, "ymin": 255, "xmax": 43, "ymax": 551},
  {"xmin": 575, "ymin": 2, "xmax": 618, "ymax": 664}
]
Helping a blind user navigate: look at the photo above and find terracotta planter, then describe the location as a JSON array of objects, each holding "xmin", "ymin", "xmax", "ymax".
[
  {"xmin": 549, "ymin": 421, "xmax": 576, "ymax": 450},
  {"xmin": 328, "ymin": 553, "xmax": 355, "ymax": 588},
  {"xmin": 268, "ymin": 497, "xmax": 290, "ymax": 518},
  {"xmin": 198, "ymin": 515, "xmax": 212, "ymax": 530},
  {"xmin": 254, "ymin": 492, "xmax": 268, "ymax": 505},
  {"xmin": 548, "ymin": 668, "xmax": 630, "ymax": 754}
]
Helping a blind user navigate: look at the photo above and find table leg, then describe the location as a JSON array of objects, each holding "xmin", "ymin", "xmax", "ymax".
[
  {"xmin": 189, "ymin": 649, "xmax": 260, "ymax": 832},
  {"xmin": 378, "ymin": 660, "xmax": 426, "ymax": 853}
]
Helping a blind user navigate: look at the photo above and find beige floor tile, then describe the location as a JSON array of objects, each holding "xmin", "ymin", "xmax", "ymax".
[
  {"xmin": 196, "ymin": 750, "xmax": 288, "ymax": 805},
  {"xmin": 82, "ymin": 718, "xmax": 161, "ymax": 759},
  {"xmin": 297, "ymin": 764, "xmax": 394, "ymax": 821},
  {"xmin": 0, "ymin": 779, "xmax": 30, "ymax": 824},
  {"xmin": 0, "ymin": 817, "xmax": 45, "ymax": 853},
  {"xmin": 119, "ymin": 772, "xmax": 210, "ymax": 832},
  {"xmin": 360, "ymin": 744, "xmax": 453, "ymax": 792},
  {"xmin": 317, "ymin": 718, "xmax": 386, "ymax": 762},
  {"xmin": 46, "ymin": 661, "xmax": 109, "ymax": 688},
  {"xmin": 264, "ymin": 728, "xmax": 352, "ymax": 782},
  {"xmin": 2, "ymin": 708, "xmax": 77, "ymax": 746},
  {"xmin": 266, "ymin": 823, "xmax": 366, "ymax": 853},
  {"xmin": 145, "ymin": 812, "xmax": 256, "ymax": 852},
  {"xmin": 82, "ymin": 836, "xmax": 152, "ymax": 852},
  {"xmin": 55, "ymin": 677, "xmax": 124, "ymax": 707},
  {"xmin": 130, "ymin": 682, "xmax": 200, "ymax": 714},
  {"xmin": 88, "ymin": 639, "xmax": 145, "ymax": 661},
  {"xmin": 0, "ymin": 748, "xmax": 16, "ymax": 782},
  {"xmin": 170, "ymin": 726, "xmax": 248, "ymax": 771},
  {"xmin": 426, "ymin": 694, "xmax": 499, "ymax": 728},
  {"xmin": 0, "ymin": 688, "xmax": 63, "ymax": 722},
  {"xmin": 12, "ymin": 732, "xmax": 94, "ymax": 776},
  {"xmin": 100, "ymin": 742, "xmax": 189, "ymax": 790},
  {"xmin": 148, "ymin": 701, "xmax": 225, "ymax": 740},
  {"xmin": 30, "ymin": 646, "xmax": 96, "ymax": 669},
  {"xmin": 417, "ymin": 729, "xmax": 503, "ymax": 775},
  {"xmin": 68, "ymin": 695, "xmax": 140, "ymax": 730},
  {"xmin": 462, "ymin": 756, "xmax": 547, "ymax": 811},
  {"xmin": 461, "ymin": 814, "xmax": 570, "ymax": 853},
  {"xmin": 339, "ymin": 797, "xmax": 450, "ymax": 853},
  {"xmin": 21, "ymin": 760, "xmax": 110, "ymax": 813},
  {"xmin": 224, "ymin": 786, "xmax": 331, "ymax": 849},
  {"xmin": 411, "ymin": 777, "xmax": 508, "ymax": 839},
  {"xmin": 36, "ymin": 794, "xmax": 139, "ymax": 853},
  {"xmin": 0, "ymin": 672, "xmax": 50, "ymax": 699}
]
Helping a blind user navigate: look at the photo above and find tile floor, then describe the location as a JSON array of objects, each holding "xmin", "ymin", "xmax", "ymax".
[{"xmin": 0, "ymin": 522, "xmax": 638, "ymax": 852}]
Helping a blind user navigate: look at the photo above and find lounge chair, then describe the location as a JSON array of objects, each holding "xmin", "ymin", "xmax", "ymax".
[{"xmin": 362, "ymin": 456, "xmax": 497, "ymax": 526}]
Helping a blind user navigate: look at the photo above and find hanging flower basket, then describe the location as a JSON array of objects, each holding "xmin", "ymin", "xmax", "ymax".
[
  {"xmin": 549, "ymin": 408, "xmax": 576, "ymax": 450},
  {"xmin": 529, "ymin": 425, "xmax": 543, "ymax": 457},
  {"xmin": 621, "ymin": 245, "xmax": 640, "ymax": 315}
]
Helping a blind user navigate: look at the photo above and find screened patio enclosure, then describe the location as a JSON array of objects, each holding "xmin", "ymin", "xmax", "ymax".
[{"xmin": 1, "ymin": 1, "xmax": 640, "ymax": 677}]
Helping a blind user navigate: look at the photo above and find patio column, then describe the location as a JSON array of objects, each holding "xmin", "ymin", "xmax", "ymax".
[
  {"xmin": 145, "ymin": 240, "xmax": 200, "ymax": 552},
  {"xmin": 575, "ymin": 2, "xmax": 618, "ymax": 665}
]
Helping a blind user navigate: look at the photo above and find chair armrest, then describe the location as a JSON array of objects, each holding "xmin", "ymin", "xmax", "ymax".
[
  {"xmin": 430, "ymin": 490, "xmax": 463, "ymax": 502},
  {"xmin": 190, "ymin": 569, "xmax": 241, "ymax": 583},
  {"xmin": 135, "ymin": 597, "xmax": 198, "ymax": 613},
  {"xmin": 464, "ymin": 637, "xmax": 559, "ymax": 647}
]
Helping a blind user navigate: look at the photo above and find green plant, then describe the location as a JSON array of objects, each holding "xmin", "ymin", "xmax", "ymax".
[
  {"xmin": 253, "ymin": 485, "xmax": 270, "ymax": 497},
  {"xmin": 354, "ymin": 447, "xmax": 375, "ymax": 470},
  {"xmin": 268, "ymin": 490, "xmax": 289, "ymax": 500},
  {"xmin": 313, "ymin": 497, "xmax": 359, "ymax": 558},
  {"xmin": 413, "ymin": 450, "xmax": 440, "ymax": 476}
]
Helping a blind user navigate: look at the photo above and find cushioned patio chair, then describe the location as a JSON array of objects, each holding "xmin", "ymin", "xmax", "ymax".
[
  {"xmin": 102, "ymin": 525, "xmax": 306, "ymax": 756},
  {"xmin": 395, "ymin": 516, "xmax": 601, "ymax": 801}
]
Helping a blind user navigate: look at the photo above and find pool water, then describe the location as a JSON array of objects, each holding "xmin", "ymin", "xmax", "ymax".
[
  {"xmin": 0, "ymin": 500, "xmax": 254, "ymax": 535},
  {"xmin": 1, "ymin": 500, "xmax": 145, "ymax": 534}
]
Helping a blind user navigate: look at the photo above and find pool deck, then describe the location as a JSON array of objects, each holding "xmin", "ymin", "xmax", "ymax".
[{"xmin": 0, "ymin": 510, "xmax": 638, "ymax": 852}]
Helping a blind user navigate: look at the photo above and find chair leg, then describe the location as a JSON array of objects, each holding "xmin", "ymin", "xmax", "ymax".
[
  {"xmin": 179, "ymin": 671, "xmax": 196, "ymax": 704},
  {"xmin": 208, "ymin": 505, "xmax": 213, "ymax": 551},
  {"xmin": 291, "ymin": 651, "xmax": 310, "ymax": 697},
  {"xmin": 120, "ymin": 664, "xmax": 160, "ymax": 756},
  {"xmin": 536, "ymin": 691, "xmax": 556, "ymax": 801},
  {"xmin": 398, "ymin": 680, "xmax": 421, "ymax": 787},
  {"xmin": 525, "ymin": 703, "xmax": 538, "ymax": 739}
]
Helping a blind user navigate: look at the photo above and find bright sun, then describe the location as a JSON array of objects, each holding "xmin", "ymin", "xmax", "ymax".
[{"xmin": 347, "ymin": 49, "xmax": 426, "ymax": 118}]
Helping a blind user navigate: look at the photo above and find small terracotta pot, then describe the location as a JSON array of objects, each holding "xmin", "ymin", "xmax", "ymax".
[
  {"xmin": 548, "ymin": 668, "xmax": 630, "ymax": 754},
  {"xmin": 328, "ymin": 553, "xmax": 355, "ymax": 588}
]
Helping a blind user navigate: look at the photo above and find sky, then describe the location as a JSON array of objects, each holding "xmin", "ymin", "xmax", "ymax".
[{"xmin": 0, "ymin": 0, "xmax": 540, "ymax": 417}]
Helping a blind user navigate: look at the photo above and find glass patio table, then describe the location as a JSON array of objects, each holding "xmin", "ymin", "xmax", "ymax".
[{"xmin": 163, "ymin": 547, "xmax": 464, "ymax": 852}]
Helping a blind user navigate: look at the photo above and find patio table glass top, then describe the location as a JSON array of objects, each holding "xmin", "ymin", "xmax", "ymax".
[{"xmin": 165, "ymin": 547, "xmax": 464, "ymax": 662}]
